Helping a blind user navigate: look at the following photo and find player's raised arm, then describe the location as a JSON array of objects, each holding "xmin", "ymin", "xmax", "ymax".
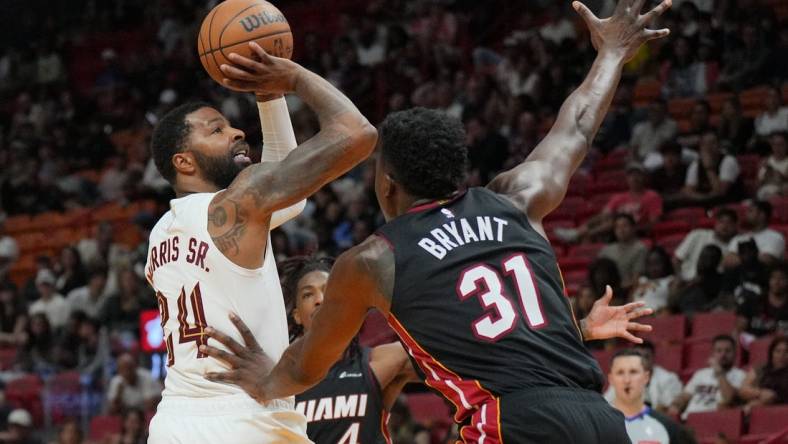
[
  {"xmin": 487, "ymin": 0, "xmax": 671, "ymax": 225},
  {"xmin": 208, "ymin": 42, "xmax": 377, "ymax": 267}
]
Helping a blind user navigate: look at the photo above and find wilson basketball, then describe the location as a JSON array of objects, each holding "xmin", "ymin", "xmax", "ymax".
[{"xmin": 198, "ymin": 0, "xmax": 293, "ymax": 85}]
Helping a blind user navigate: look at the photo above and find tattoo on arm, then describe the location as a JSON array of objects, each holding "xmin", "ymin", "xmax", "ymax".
[{"xmin": 209, "ymin": 198, "xmax": 250, "ymax": 256}]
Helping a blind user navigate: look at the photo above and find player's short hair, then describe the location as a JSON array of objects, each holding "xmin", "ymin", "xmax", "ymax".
[
  {"xmin": 610, "ymin": 348, "xmax": 647, "ymax": 370},
  {"xmin": 379, "ymin": 107, "xmax": 468, "ymax": 199},
  {"xmin": 150, "ymin": 102, "xmax": 212, "ymax": 184}
]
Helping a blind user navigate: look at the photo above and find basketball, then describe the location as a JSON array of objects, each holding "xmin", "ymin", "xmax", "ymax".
[{"xmin": 198, "ymin": 0, "xmax": 293, "ymax": 85}]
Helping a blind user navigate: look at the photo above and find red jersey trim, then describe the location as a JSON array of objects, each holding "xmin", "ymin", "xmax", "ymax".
[{"xmin": 406, "ymin": 191, "xmax": 467, "ymax": 214}]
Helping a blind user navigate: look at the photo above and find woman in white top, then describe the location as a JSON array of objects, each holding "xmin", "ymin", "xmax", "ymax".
[
  {"xmin": 757, "ymin": 131, "xmax": 788, "ymax": 200},
  {"xmin": 630, "ymin": 246, "xmax": 675, "ymax": 313}
]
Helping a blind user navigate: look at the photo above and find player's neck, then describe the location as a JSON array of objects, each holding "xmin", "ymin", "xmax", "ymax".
[
  {"xmin": 614, "ymin": 399, "xmax": 646, "ymax": 418},
  {"xmin": 174, "ymin": 177, "xmax": 221, "ymax": 197}
]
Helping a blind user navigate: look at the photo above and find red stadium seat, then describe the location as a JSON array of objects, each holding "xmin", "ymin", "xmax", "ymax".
[
  {"xmin": 747, "ymin": 335, "xmax": 774, "ymax": 368},
  {"xmin": 90, "ymin": 415, "xmax": 123, "ymax": 442},
  {"xmin": 664, "ymin": 207, "xmax": 707, "ymax": 227},
  {"xmin": 656, "ymin": 233, "xmax": 687, "ymax": 255},
  {"xmin": 652, "ymin": 220, "xmax": 691, "ymax": 238},
  {"xmin": 653, "ymin": 343, "xmax": 683, "ymax": 374},
  {"xmin": 683, "ymin": 341, "xmax": 713, "ymax": 376},
  {"xmin": 47, "ymin": 371, "xmax": 84, "ymax": 425},
  {"xmin": 558, "ymin": 257, "xmax": 593, "ymax": 273},
  {"xmin": 689, "ymin": 312, "xmax": 738, "ymax": 341},
  {"xmin": 562, "ymin": 269, "xmax": 587, "ymax": 288},
  {"xmin": 770, "ymin": 197, "xmax": 788, "ymax": 223},
  {"xmin": 668, "ymin": 98, "xmax": 697, "ymax": 120},
  {"xmin": 0, "ymin": 347, "xmax": 17, "ymax": 370},
  {"xmin": 743, "ymin": 405, "xmax": 788, "ymax": 442},
  {"xmin": 406, "ymin": 392, "xmax": 452, "ymax": 426},
  {"xmin": 640, "ymin": 314, "xmax": 687, "ymax": 344},
  {"xmin": 685, "ymin": 409, "xmax": 743, "ymax": 442},
  {"xmin": 592, "ymin": 349, "xmax": 616, "ymax": 377},
  {"xmin": 5, "ymin": 375, "xmax": 43, "ymax": 426}
]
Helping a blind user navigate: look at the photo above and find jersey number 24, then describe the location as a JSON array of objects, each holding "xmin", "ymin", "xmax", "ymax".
[
  {"xmin": 457, "ymin": 253, "xmax": 546, "ymax": 341},
  {"xmin": 156, "ymin": 283, "xmax": 208, "ymax": 366}
]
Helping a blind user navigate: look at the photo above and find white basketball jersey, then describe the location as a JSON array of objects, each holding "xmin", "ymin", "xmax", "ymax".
[{"xmin": 145, "ymin": 192, "xmax": 290, "ymax": 400}]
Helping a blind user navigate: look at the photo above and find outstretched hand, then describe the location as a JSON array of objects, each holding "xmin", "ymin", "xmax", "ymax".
[
  {"xmin": 201, "ymin": 312, "xmax": 274, "ymax": 403},
  {"xmin": 220, "ymin": 41, "xmax": 302, "ymax": 95},
  {"xmin": 574, "ymin": 0, "xmax": 671, "ymax": 62},
  {"xmin": 581, "ymin": 285, "xmax": 653, "ymax": 343}
]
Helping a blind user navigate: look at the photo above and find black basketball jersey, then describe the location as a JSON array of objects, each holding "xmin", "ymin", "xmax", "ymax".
[
  {"xmin": 376, "ymin": 187, "xmax": 603, "ymax": 423},
  {"xmin": 295, "ymin": 347, "xmax": 390, "ymax": 444}
]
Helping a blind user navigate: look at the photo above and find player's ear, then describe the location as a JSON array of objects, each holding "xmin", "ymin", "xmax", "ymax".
[
  {"xmin": 383, "ymin": 173, "xmax": 397, "ymax": 198},
  {"xmin": 173, "ymin": 151, "xmax": 197, "ymax": 176}
]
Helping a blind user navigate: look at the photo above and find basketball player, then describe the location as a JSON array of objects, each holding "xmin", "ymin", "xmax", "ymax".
[
  {"xmin": 144, "ymin": 42, "xmax": 378, "ymax": 443},
  {"xmin": 201, "ymin": 0, "xmax": 672, "ymax": 442},
  {"xmin": 282, "ymin": 256, "xmax": 418, "ymax": 443}
]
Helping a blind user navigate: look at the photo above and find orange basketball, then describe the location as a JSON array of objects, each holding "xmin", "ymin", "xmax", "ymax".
[{"xmin": 198, "ymin": 0, "xmax": 293, "ymax": 85}]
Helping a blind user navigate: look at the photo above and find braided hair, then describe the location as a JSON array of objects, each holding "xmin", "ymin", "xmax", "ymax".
[{"xmin": 280, "ymin": 256, "xmax": 362, "ymax": 358}]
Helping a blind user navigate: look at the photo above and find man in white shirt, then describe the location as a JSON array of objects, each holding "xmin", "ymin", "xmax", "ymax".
[
  {"xmin": 680, "ymin": 131, "xmax": 743, "ymax": 206},
  {"xmin": 106, "ymin": 353, "xmax": 162, "ymax": 414},
  {"xmin": 630, "ymin": 99, "xmax": 678, "ymax": 166},
  {"xmin": 754, "ymin": 86, "xmax": 788, "ymax": 137},
  {"xmin": 668, "ymin": 335, "xmax": 746, "ymax": 419},
  {"xmin": 727, "ymin": 200, "xmax": 785, "ymax": 265},
  {"xmin": 28, "ymin": 269, "xmax": 69, "ymax": 330},
  {"xmin": 66, "ymin": 268, "xmax": 108, "ymax": 319},
  {"xmin": 674, "ymin": 208, "xmax": 738, "ymax": 281},
  {"xmin": 605, "ymin": 341, "xmax": 683, "ymax": 412}
]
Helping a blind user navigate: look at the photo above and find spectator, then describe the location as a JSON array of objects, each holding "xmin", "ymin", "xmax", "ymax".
[
  {"xmin": 727, "ymin": 200, "xmax": 785, "ymax": 265},
  {"xmin": 0, "ymin": 408, "xmax": 41, "ymax": 444},
  {"xmin": 717, "ymin": 96, "xmax": 753, "ymax": 154},
  {"xmin": 65, "ymin": 267, "xmax": 108, "ymax": 319},
  {"xmin": 670, "ymin": 244, "xmax": 726, "ymax": 314},
  {"xmin": 0, "ymin": 220, "xmax": 19, "ymax": 287},
  {"xmin": 649, "ymin": 141, "xmax": 688, "ymax": 196},
  {"xmin": 738, "ymin": 337, "xmax": 788, "ymax": 410},
  {"xmin": 598, "ymin": 214, "xmax": 648, "ymax": 289},
  {"xmin": 717, "ymin": 23, "xmax": 769, "ymax": 91},
  {"xmin": 106, "ymin": 409, "xmax": 146, "ymax": 444},
  {"xmin": 674, "ymin": 131, "xmax": 745, "ymax": 209},
  {"xmin": 538, "ymin": 4, "xmax": 576, "ymax": 46},
  {"xmin": 50, "ymin": 419, "xmax": 83, "ymax": 444},
  {"xmin": 0, "ymin": 284, "xmax": 26, "ymax": 346},
  {"xmin": 754, "ymin": 86, "xmax": 788, "ymax": 139},
  {"xmin": 556, "ymin": 163, "xmax": 663, "ymax": 243},
  {"xmin": 76, "ymin": 222, "xmax": 130, "ymax": 295},
  {"xmin": 661, "ymin": 36, "xmax": 707, "ymax": 98},
  {"xmin": 465, "ymin": 115, "xmax": 508, "ymax": 184},
  {"xmin": 0, "ymin": 382, "xmax": 12, "ymax": 431},
  {"xmin": 668, "ymin": 335, "xmax": 746, "ymax": 420},
  {"xmin": 54, "ymin": 247, "xmax": 87, "ymax": 297},
  {"xmin": 21, "ymin": 256, "xmax": 52, "ymax": 303},
  {"xmin": 75, "ymin": 317, "xmax": 110, "ymax": 384},
  {"xmin": 630, "ymin": 247, "xmax": 675, "ymax": 312},
  {"xmin": 28, "ymin": 270, "xmax": 69, "ymax": 330},
  {"xmin": 604, "ymin": 341, "xmax": 684, "ymax": 413},
  {"xmin": 607, "ymin": 349, "xmax": 695, "ymax": 444},
  {"xmin": 106, "ymin": 353, "xmax": 162, "ymax": 415},
  {"xmin": 736, "ymin": 264, "xmax": 788, "ymax": 337},
  {"xmin": 756, "ymin": 131, "xmax": 788, "ymax": 200},
  {"xmin": 724, "ymin": 238, "xmax": 769, "ymax": 313},
  {"xmin": 16, "ymin": 313, "xmax": 57, "ymax": 375},
  {"xmin": 101, "ymin": 268, "xmax": 151, "ymax": 337},
  {"xmin": 630, "ymin": 99, "xmax": 678, "ymax": 165},
  {"xmin": 676, "ymin": 100, "xmax": 712, "ymax": 151},
  {"xmin": 674, "ymin": 208, "xmax": 738, "ymax": 281}
]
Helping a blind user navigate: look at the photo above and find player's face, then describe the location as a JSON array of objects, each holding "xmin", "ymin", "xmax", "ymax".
[
  {"xmin": 183, "ymin": 107, "xmax": 252, "ymax": 189},
  {"xmin": 609, "ymin": 356, "xmax": 649, "ymax": 404},
  {"xmin": 293, "ymin": 270, "xmax": 328, "ymax": 332}
]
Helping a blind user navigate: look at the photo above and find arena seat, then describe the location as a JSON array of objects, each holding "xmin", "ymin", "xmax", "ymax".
[
  {"xmin": 653, "ymin": 343, "xmax": 683, "ymax": 374},
  {"xmin": 405, "ymin": 392, "xmax": 452, "ymax": 426},
  {"xmin": 664, "ymin": 207, "xmax": 707, "ymax": 227},
  {"xmin": 652, "ymin": 220, "xmax": 692, "ymax": 238},
  {"xmin": 568, "ymin": 243, "xmax": 605, "ymax": 260},
  {"xmin": 0, "ymin": 347, "xmax": 18, "ymax": 370},
  {"xmin": 742, "ymin": 405, "xmax": 788, "ymax": 442},
  {"xmin": 668, "ymin": 97, "xmax": 697, "ymax": 120},
  {"xmin": 89, "ymin": 415, "xmax": 123, "ymax": 442},
  {"xmin": 686, "ymin": 409, "xmax": 743, "ymax": 443},
  {"xmin": 640, "ymin": 314, "xmax": 687, "ymax": 344},
  {"xmin": 747, "ymin": 335, "xmax": 774, "ymax": 367},
  {"xmin": 656, "ymin": 233, "xmax": 687, "ymax": 255},
  {"xmin": 688, "ymin": 312, "xmax": 738, "ymax": 341},
  {"xmin": 3, "ymin": 214, "xmax": 32, "ymax": 235},
  {"xmin": 5, "ymin": 374, "xmax": 44, "ymax": 426},
  {"xmin": 683, "ymin": 341, "xmax": 713, "ymax": 377},
  {"xmin": 591, "ymin": 349, "xmax": 616, "ymax": 377},
  {"xmin": 558, "ymin": 257, "xmax": 593, "ymax": 273}
]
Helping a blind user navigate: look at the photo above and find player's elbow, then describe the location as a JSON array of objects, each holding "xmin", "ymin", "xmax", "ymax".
[{"xmin": 351, "ymin": 121, "xmax": 378, "ymax": 159}]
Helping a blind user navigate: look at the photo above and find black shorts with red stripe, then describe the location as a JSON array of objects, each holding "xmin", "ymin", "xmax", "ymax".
[{"xmin": 477, "ymin": 386, "xmax": 628, "ymax": 444}]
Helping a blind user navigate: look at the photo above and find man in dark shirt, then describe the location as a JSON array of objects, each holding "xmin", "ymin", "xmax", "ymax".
[
  {"xmin": 650, "ymin": 141, "xmax": 687, "ymax": 197},
  {"xmin": 737, "ymin": 264, "xmax": 788, "ymax": 337}
]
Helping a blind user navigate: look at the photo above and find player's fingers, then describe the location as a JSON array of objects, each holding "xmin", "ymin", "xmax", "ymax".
[
  {"xmin": 220, "ymin": 64, "xmax": 258, "ymax": 81},
  {"xmin": 631, "ymin": 0, "xmax": 646, "ymax": 15},
  {"xmin": 205, "ymin": 371, "xmax": 237, "ymax": 383},
  {"xmin": 622, "ymin": 331, "xmax": 644, "ymax": 344},
  {"xmin": 639, "ymin": 0, "xmax": 672, "ymax": 25},
  {"xmin": 626, "ymin": 322, "xmax": 652, "ymax": 332},
  {"xmin": 248, "ymin": 41, "xmax": 274, "ymax": 64},
  {"xmin": 572, "ymin": 1, "xmax": 598, "ymax": 26},
  {"xmin": 229, "ymin": 313, "xmax": 262, "ymax": 351},
  {"xmin": 200, "ymin": 345, "xmax": 243, "ymax": 368},
  {"xmin": 222, "ymin": 78, "xmax": 260, "ymax": 92},
  {"xmin": 620, "ymin": 300, "xmax": 646, "ymax": 312},
  {"xmin": 205, "ymin": 326, "xmax": 247, "ymax": 355},
  {"xmin": 226, "ymin": 52, "xmax": 264, "ymax": 72},
  {"xmin": 597, "ymin": 285, "xmax": 613, "ymax": 305},
  {"xmin": 643, "ymin": 28, "xmax": 670, "ymax": 41},
  {"xmin": 625, "ymin": 306, "xmax": 652, "ymax": 319}
]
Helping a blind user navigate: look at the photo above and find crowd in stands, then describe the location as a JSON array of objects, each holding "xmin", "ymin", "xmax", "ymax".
[{"xmin": 0, "ymin": 0, "xmax": 786, "ymax": 442}]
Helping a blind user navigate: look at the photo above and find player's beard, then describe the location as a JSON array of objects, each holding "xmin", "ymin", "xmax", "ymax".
[{"xmin": 191, "ymin": 144, "xmax": 249, "ymax": 189}]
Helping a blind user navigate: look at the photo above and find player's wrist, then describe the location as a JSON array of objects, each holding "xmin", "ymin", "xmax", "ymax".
[{"xmin": 256, "ymin": 92, "xmax": 284, "ymax": 102}]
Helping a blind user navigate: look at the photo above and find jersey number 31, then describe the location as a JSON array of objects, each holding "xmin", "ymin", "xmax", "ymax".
[{"xmin": 457, "ymin": 253, "xmax": 546, "ymax": 341}]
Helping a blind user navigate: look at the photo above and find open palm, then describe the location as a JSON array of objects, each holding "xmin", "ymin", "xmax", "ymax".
[{"xmin": 583, "ymin": 285, "xmax": 652, "ymax": 343}]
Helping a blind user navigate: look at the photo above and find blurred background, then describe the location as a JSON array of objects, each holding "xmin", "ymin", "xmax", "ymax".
[{"xmin": 0, "ymin": 0, "xmax": 786, "ymax": 443}]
